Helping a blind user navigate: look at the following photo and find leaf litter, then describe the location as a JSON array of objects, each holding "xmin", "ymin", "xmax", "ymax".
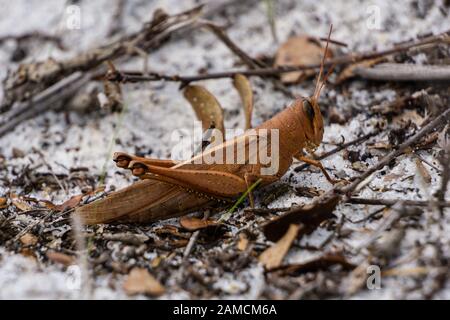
[{"xmin": 0, "ymin": 0, "xmax": 449, "ymax": 300}]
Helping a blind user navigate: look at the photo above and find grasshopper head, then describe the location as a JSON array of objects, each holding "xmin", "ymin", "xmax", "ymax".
[{"xmin": 301, "ymin": 97, "xmax": 324, "ymax": 151}]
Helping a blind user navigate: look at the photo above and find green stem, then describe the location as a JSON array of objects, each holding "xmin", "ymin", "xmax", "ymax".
[{"xmin": 219, "ymin": 178, "xmax": 263, "ymax": 222}]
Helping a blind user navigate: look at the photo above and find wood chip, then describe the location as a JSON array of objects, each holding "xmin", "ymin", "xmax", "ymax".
[
  {"xmin": 237, "ymin": 233, "xmax": 249, "ymax": 251},
  {"xmin": 123, "ymin": 267, "xmax": 165, "ymax": 297},
  {"xmin": 259, "ymin": 224, "xmax": 300, "ymax": 270}
]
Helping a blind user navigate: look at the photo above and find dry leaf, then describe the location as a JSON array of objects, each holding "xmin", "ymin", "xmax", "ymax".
[
  {"xmin": 259, "ymin": 224, "xmax": 300, "ymax": 270},
  {"xmin": 123, "ymin": 267, "xmax": 165, "ymax": 297},
  {"xmin": 437, "ymin": 124, "xmax": 449, "ymax": 149},
  {"xmin": 263, "ymin": 194, "xmax": 340, "ymax": 242},
  {"xmin": 237, "ymin": 233, "xmax": 249, "ymax": 251},
  {"xmin": 336, "ymin": 57, "xmax": 384, "ymax": 83},
  {"xmin": 345, "ymin": 260, "xmax": 371, "ymax": 295},
  {"xmin": 383, "ymin": 172, "xmax": 403, "ymax": 182},
  {"xmin": 179, "ymin": 216, "xmax": 218, "ymax": 231},
  {"xmin": 12, "ymin": 198, "xmax": 33, "ymax": 212},
  {"xmin": 393, "ymin": 110, "xmax": 425, "ymax": 127},
  {"xmin": 233, "ymin": 74, "xmax": 254, "ymax": 129},
  {"xmin": 20, "ymin": 248, "xmax": 37, "ymax": 261},
  {"xmin": 155, "ymin": 225, "xmax": 190, "ymax": 239},
  {"xmin": 183, "ymin": 85, "xmax": 225, "ymax": 138},
  {"xmin": 272, "ymin": 253, "xmax": 355, "ymax": 275},
  {"xmin": 0, "ymin": 197, "xmax": 7, "ymax": 209},
  {"xmin": 329, "ymin": 106, "xmax": 347, "ymax": 124},
  {"xmin": 12, "ymin": 147, "xmax": 25, "ymax": 158},
  {"xmin": 274, "ymin": 36, "xmax": 333, "ymax": 84},
  {"xmin": 46, "ymin": 251, "xmax": 76, "ymax": 266},
  {"xmin": 20, "ymin": 233, "xmax": 38, "ymax": 246},
  {"xmin": 151, "ymin": 256, "xmax": 163, "ymax": 268},
  {"xmin": 54, "ymin": 194, "xmax": 84, "ymax": 212},
  {"xmin": 415, "ymin": 158, "xmax": 431, "ymax": 184},
  {"xmin": 367, "ymin": 142, "xmax": 392, "ymax": 150}
]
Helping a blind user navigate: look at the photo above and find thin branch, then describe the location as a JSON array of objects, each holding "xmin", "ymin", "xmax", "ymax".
[
  {"xmin": 102, "ymin": 30, "xmax": 449, "ymax": 85},
  {"xmin": 1, "ymin": 6, "xmax": 204, "ymax": 112},
  {"xmin": 0, "ymin": 72, "xmax": 88, "ymax": 138},
  {"xmin": 341, "ymin": 107, "xmax": 450, "ymax": 195},
  {"xmin": 107, "ymin": 0, "xmax": 126, "ymax": 37},
  {"xmin": 247, "ymin": 196, "xmax": 450, "ymax": 216},
  {"xmin": 200, "ymin": 20, "xmax": 264, "ymax": 69},
  {"xmin": 348, "ymin": 197, "xmax": 450, "ymax": 207},
  {"xmin": 0, "ymin": 31, "xmax": 65, "ymax": 49},
  {"xmin": 354, "ymin": 63, "xmax": 450, "ymax": 81},
  {"xmin": 244, "ymin": 207, "xmax": 291, "ymax": 214}
]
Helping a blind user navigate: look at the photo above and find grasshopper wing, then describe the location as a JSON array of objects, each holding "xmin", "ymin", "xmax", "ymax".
[{"xmin": 76, "ymin": 178, "xmax": 213, "ymax": 224}]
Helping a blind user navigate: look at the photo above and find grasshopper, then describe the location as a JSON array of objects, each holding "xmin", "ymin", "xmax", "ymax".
[{"xmin": 76, "ymin": 27, "xmax": 336, "ymax": 224}]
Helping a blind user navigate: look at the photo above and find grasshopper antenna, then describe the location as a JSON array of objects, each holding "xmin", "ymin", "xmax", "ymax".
[{"xmin": 313, "ymin": 24, "xmax": 333, "ymax": 101}]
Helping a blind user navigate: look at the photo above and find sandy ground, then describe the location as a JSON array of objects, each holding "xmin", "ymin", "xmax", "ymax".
[{"xmin": 0, "ymin": 0, "xmax": 449, "ymax": 299}]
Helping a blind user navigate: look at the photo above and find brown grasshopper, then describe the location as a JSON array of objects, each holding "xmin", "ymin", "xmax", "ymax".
[{"xmin": 76, "ymin": 27, "xmax": 336, "ymax": 225}]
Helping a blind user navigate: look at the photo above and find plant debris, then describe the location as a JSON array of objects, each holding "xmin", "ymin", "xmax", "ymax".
[{"xmin": 0, "ymin": 0, "xmax": 449, "ymax": 300}]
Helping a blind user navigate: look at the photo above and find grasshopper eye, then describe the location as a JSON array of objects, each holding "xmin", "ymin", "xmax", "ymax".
[{"xmin": 303, "ymin": 100, "xmax": 315, "ymax": 122}]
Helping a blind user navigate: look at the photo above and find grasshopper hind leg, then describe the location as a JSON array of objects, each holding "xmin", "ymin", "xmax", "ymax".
[
  {"xmin": 113, "ymin": 152, "xmax": 176, "ymax": 169},
  {"xmin": 127, "ymin": 160, "xmax": 248, "ymax": 199}
]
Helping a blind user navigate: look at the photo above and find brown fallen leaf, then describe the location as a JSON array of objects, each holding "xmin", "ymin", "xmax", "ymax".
[
  {"xmin": 20, "ymin": 248, "xmax": 38, "ymax": 261},
  {"xmin": 46, "ymin": 251, "xmax": 76, "ymax": 266},
  {"xmin": 11, "ymin": 198, "xmax": 33, "ymax": 212},
  {"xmin": 263, "ymin": 194, "xmax": 340, "ymax": 242},
  {"xmin": 155, "ymin": 225, "xmax": 191, "ymax": 239},
  {"xmin": 393, "ymin": 110, "xmax": 425, "ymax": 127},
  {"xmin": 0, "ymin": 197, "xmax": 7, "ymax": 209},
  {"xmin": 12, "ymin": 147, "xmax": 26, "ymax": 158},
  {"xmin": 54, "ymin": 194, "xmax": 84, "ymax": 212},
  {"xmin": 233, "ymin": 74, "xmax": 254, "ymax": 130},
  {"xmin": 345, "ymin": 259, "xmax": 371, "ymax": 296},
  {"xmin": 367, "ymin": 142, "xmax": 392, "ymax": 150},
  {"xmin": 383, "ymin": 172, "xmax": 403, "ymax": 182},
  {"xmin": 271, "ymin": 253, "xmax": 356, "ymax": 275},
  {"xmin": 179, "ymin": 216, "xmax": 218, "ymax": 231},
  {"xmin": 123, "ymin": 267, "xmax": 165, "ymax": 297},
  {"xmin": 150, "ymin": 256, "xmax": 163, "ymax": 268},
  {"xmin": 328, "ymin": 106, "xmax": 348, "ymax": 124},
  {"xmin": 259, "ymin": 224, "xmax": 300, "ymax": 270},
  {"xmin": 416, "ymin": 131, "xmax": 439, "ymax": 150},
  {"xmin": 183, "ymin": 85, "xmax": 225, "ymax": 139},
  {"xmin": 274, "ymin": 36, "xmax": 333, "ymax": 84},
  {"xmin": 20, "ymin": 233, "xmax": 38, "ymax": 246},
  {"xmin": 415, "ymin": 158, "xmax": 432, "ymax": 184}
]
